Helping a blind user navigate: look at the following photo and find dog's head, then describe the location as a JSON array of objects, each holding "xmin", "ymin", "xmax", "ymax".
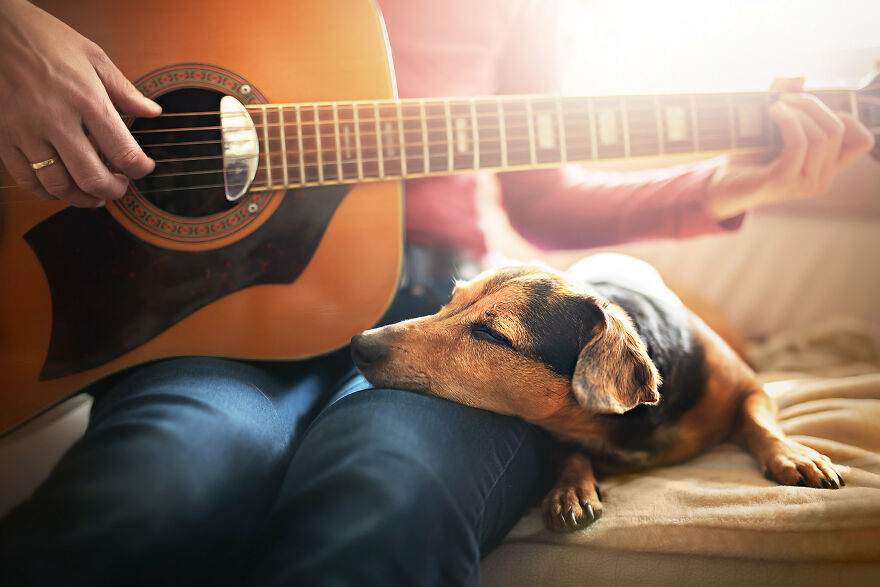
[{"xmin": 351, "ymin": 265, "xmax": 660, "ymax": 423}]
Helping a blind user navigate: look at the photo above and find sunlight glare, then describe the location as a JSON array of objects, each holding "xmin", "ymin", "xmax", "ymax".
[{"xmin": 562, "ymin": 0, "xmax": 880, "ymax": 95}]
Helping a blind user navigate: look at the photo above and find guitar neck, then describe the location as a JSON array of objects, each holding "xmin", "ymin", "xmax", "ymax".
[{"xmin": 244, "ymin": 90, "xmax": 861, "ymax": 191}]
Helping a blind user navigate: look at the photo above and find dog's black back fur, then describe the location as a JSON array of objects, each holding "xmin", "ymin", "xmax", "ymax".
[{"xmin": 591, "ymin": 281, "xmax": 707, "ymax": 454}]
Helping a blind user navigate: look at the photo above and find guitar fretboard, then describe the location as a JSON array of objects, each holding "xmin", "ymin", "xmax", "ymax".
[{"xmin": 244, "ymin": 90, "xmax": 860, "ymax": 190}]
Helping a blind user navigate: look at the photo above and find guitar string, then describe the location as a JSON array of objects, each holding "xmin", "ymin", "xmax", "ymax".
[
  {"xmin": 0, "ymin": 119, "xmax": 802, "ymax": 194},
  {"xmin": 137, "ymin": 122, "xmax": 740, "ymax": 151},
  {"xmin": 122, "ymin": 90, "xmax": 870, "ymax": 125},
  {"xmin": 143, "ymin": 132, "xmax": 758, "ymax": 173},
  {"xmin": 0, "ymin": 92, "xmax": 872, "ymax": 195},
  {"xmin": 120, "ymin": 114, "xmax": 757, "ymax": 167},
  {"xmin": 0, "ymin": 141, "xmax": 773, "ymax": 197},
  {"xmin": 1, "ymin": 103, "xmax": 872, "ymax": 194},
  {"xmin": 127, "ymin": 107, "xmax": 772, "ymax": 136},
  {"xmin": 0, "ymin": 119, "xmax": 809, "ymax": 194},
  {"xmin": 130, "ymin": 93, "xmax": 874, "ymax": 146}
]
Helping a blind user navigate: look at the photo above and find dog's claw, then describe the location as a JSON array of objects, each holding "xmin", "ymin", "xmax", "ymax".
[{"xmin": 543, "ymin": 478, "xmax": 603, "ymax": 532}]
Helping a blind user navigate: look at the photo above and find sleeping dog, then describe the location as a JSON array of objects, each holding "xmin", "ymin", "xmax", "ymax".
[{"xmin": 350, "ymin": 254, "xmax": 843, "ymax": 532}]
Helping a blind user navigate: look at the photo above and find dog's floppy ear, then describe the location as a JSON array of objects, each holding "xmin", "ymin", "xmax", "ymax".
[{"xmin": 572, "ymin": 299, "xmax": 661, "ymax": 414}]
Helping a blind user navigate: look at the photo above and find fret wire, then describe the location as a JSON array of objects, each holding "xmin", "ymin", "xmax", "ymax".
[
  {"xmin": 419, "ymin": 99, "xmax": 430, "ymax": 174},
  {"xmin": 620, "ymin": 97, "xmax": 631, "ymax": 158},
  {"xmin": 295, "ymin": 105, "xmax": 305, "ymax": 184},
  {"xmin": 332, "ymin": 103, "xmax": 343, "ymax": 181},
  {"xmin": 524, "ymin": 96, "xmax": 537, "ymax": 166},
  {"xmin": 397, "ymin": 101, "xmax": 407, "ymax": 177},
  {"xmin": 353, "ymin": 103, "xmax": 364, "ymax": 180},
  {"xmin": 587, "ymin": 98, "xmax": 598, "ymax": 160},
  {"xmin": 314, "ymin": 104, "xmax": 324, "ymax": 184},
  {"xmin": 277, "ymin": 104, "xmax": 288, "ymax": 186},
  {"xmin": 726, "ymin": 96, "xmax": 736, "ymax": 149},
  {"xmin": 444, "ymin": 99, "xmax": 453, "ymax": 172},
  {"xmin": 260, "ymin": 104, "xmax": 272, "ymax": 186},
  {"xmin": 763, "ymin": 94, "xmax": 774, "ymax": 148},
  {"xmin": 848, "ymin": 90, "xmax": 858, "ymax": 117},
  {"xmin": 373, "ymin": 101, "xmax": 384, "ymax": 179},
  {"xmin": 690, "ymin": 96, "xmax": 700, "ymax": 152},
  {"xmin": 470, "ymin": 98, "xmax": 479, "ymax": 170},
  {"xmin": 555, "ymin": 96, "xmax": 567, "ymax": 164},
  {"xmin": 497, "ymin": 99, "xmax": 508, "ymax": 168},
  {"xmin": 654, "ymin": 97, "xmax": 665, "ymax": 155}
]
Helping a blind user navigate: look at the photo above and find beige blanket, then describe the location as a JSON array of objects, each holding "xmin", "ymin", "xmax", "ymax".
[{"xmin": 486, "ymin": 321, "xmax": 880, "ymax": 576}]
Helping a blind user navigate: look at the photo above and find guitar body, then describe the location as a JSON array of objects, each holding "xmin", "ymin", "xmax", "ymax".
[{"xmin": 0, "ymin": 0, "xmax": 402, "ymax": 433}]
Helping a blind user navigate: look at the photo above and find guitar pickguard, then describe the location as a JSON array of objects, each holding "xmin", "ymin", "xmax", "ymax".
[{"xmin": 24, "ymin": 186, "xmax": 349, "ymax": 380}]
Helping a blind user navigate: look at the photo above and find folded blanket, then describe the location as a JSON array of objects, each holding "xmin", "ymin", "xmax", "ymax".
[{"xmin": 496, "ymin": 321, "xmax": 880, "ymax": 564}]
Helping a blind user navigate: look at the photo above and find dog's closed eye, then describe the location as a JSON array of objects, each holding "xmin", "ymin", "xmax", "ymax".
[{"xmin": 471, "ymin": 323, "xmax": 513, "ymax": 348}]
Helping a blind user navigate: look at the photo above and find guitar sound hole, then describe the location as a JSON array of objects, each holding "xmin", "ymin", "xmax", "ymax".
[{"xmin": 130, "ymin": 88, "xmax": 236, "ymax": 218}]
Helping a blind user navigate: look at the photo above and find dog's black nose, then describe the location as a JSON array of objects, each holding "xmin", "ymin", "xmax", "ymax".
[{"xmin": 351, "ymin": 333, "xmax": 387, "ymax": 367}]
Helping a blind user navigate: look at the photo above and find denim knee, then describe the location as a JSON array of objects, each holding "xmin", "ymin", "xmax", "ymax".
[
  {"xmin": 85, "ymin": 358, "xmax": 292, "ymax": 515},
  {"xmin": 246, "ymin": 386, "xmax": 553, "ymax": 587}
]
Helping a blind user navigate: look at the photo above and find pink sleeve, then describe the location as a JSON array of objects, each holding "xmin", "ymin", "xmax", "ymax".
[
  {"xmin": 494, "ymin": 1, "xmax": 744, "ymax": 251},
  {"xmin": 497, "ymin": 163, "xmax": 744, "ymax": 251}
]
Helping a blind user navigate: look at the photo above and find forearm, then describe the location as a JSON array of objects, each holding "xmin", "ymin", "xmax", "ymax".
[{"xmin": 498, "ymin": 161, "xmax": 742, "ymax": 251}]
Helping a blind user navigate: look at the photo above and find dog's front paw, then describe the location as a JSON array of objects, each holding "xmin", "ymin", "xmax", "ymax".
[
  {"xmin": 762, "ymin": 438, "xmax": 844, "ymax": 489},
  {"xmin": 542, "ymin": 483, "xmax": 602, "ymax": 532}
]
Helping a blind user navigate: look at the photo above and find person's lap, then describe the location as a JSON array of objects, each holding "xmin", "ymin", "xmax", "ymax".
[
  {"xmin": 0, "ymin": 354, "xmax": 553, "ymax": 586},
  {"xmin": 244, "ymin": 371, "xmax": 553, "ymax": 586}
]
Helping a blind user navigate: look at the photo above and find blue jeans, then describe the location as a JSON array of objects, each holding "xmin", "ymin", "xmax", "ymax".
[{"xmin": 0, "ymin": 295, "xmax": 553, "ymax": 585}]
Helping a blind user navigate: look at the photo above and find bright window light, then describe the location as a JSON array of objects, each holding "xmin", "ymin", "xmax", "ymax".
[{"xmin": 561, "ymin": 0, "xmax": 880, "ymax": 95}]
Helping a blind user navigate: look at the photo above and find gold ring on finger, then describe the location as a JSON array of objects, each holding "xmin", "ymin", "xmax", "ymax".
[{"xmin": 31, "ymin": 157, "xmax": 58, "ymax": 171}]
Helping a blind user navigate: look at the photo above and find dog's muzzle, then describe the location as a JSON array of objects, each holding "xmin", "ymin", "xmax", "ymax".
[{"xmin": 350, "ymin": 332, "xmax": 387, "ymax": 370}]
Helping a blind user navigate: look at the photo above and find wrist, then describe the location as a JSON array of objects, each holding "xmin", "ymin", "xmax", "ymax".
[{"xmin": 704, "ymin": 160, "xmax": 752, "ymax": 222}]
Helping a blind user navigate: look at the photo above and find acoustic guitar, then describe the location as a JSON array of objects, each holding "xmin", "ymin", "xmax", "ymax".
[{"xmin": 1, "ymin": 0, "xmax": 878, "ymax": 434}]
